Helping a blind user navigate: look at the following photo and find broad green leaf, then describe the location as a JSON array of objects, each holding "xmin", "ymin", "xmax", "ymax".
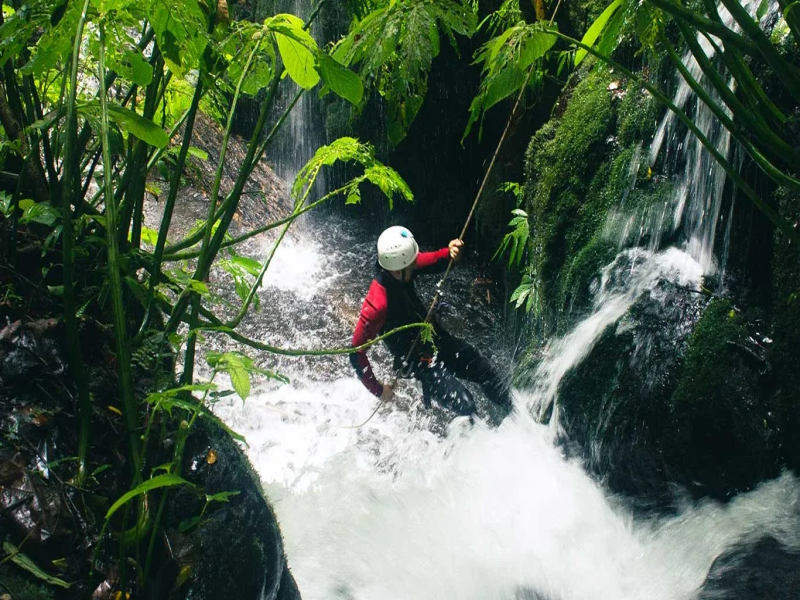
[
  {"xmin": 188, "ymin": 147, "xmax": 208, "ymax": 161},
  {"xmin": 230, "ymin": 366, "xmax": 250, "ymax": 400},
  {"xmin": 107, "ymin": 46, "xmax": 153, "ymax": 87},
  {"xmin": 148, "ymin": 0, "xmax": 208, "ymax": 76},
  {"xmin": 105, "ymin": 474, "xmax": 192, "ymax": 522},
  {"xmin": 2, "ymin": 542, "xmax": 71, "ymax": 588},
  {"xmin": 107, "ymin": 104, "xmax": 169, "ymax": 148},
  {"xmin": 345, "ymin": 187, "xmax": 361, "ymax": 205},
  {"xmin": 317, "ymin": 55, "xmax": 363, "ymax": 106},
  {"xmin": 186, "ymin": 279, "xmax": 210, "ymax": 296},
  {"xmin": 520, "ymin": 30, "xmax": 557, "ymax": 68},
  {"xmin": 19, "ymin": 200, "xmax": 60, "ymax": 226},
  {"xmin": 230, "ymin": 255, "xmax": 262, "ymax": 277},
  {"xmin": 272, "ymin": 15, "xmax": 320, "ymax": 89},
  {"xmin": 575, "ymin": 0, "xmax": 623, "ymax": 66}
]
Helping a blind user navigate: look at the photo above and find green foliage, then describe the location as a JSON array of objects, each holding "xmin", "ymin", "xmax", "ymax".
[
  {"xmin": 574, "ymin": 0, "xmax": 623, "ymax": 66},
  {"xmin": 668, "ymin": 300, "xmax": 754, "ymax": 420},
  {"xmin": 292, "ymin": 137, "xmax": 413, "ymax": 209},
  {"xmin": 0, "ymin": 0, "xmax": 422, "ymax": 592},
  {"xmin": 271, "ymin": 13, "xmax": 321, "ymax": 89},
  {"xmin": 493, "ymin": 208, "xmax": 530, "ymax": 269},
  {"xmin": 465, "ymin": 21, "xmax": 556, "ymax": 140},
  {"xmin": 334, "ymin": 0, "xmax": 477, "ymax": 144},
  {"xmin": 2, "ymin": 542, "xmax": 72, "ymax": 589},
  {"xmin": 105, "ymin": 473, "xmax": 193, "ymax": 524},
  {"xmin": 206, "ymin": 350, "xmax": 288, "ymax": 401}
]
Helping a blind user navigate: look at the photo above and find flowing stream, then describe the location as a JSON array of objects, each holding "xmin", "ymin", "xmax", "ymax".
[
  {"xmin": 205, "ymin": 1, "xmax": 800, "ymax": 597},
  {"xmin": 206, "ymin": 210, "xmax": 800, "ymax": 600}
]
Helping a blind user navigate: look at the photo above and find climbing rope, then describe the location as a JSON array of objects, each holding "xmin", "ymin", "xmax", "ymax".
[{"xmin": 347, "ymin": 65, "xmax": 537, "ymax": 430}]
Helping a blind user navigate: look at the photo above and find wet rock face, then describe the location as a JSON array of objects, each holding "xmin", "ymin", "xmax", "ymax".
[
  {"xmin": 699, "ymin": 536, "xmax": 800, "ymax": 599},
  {"xmin": 557, "ymin": 289, "xmax": 780, "ymax": 503},
  {"xmin": 556, "ymin": 279, "xmax": 707, "ymax": 503},
  {"xmin": 173, "ymin": 418, "xmax": 300, "ymax": 600}
]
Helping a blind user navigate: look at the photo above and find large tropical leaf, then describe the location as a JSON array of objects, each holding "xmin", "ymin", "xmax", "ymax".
[{"xmin": 575, "ymin": 0, "xmax": 624, "ymax": 66}]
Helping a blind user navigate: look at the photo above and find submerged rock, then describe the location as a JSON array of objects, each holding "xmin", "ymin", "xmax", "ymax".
[{"xmin": 699, "ymin": 536, "xmax": 800, "ymax": 599}]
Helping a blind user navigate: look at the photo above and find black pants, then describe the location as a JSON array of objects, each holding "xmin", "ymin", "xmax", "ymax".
[{"xmin": 405, "ymin": 331, "xmax": 511, "ymax": 417}]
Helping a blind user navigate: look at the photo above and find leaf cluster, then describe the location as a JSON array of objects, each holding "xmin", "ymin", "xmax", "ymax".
[{"xmin": 334, "ymin": 0, "xmax": 477, "ymax": 144}]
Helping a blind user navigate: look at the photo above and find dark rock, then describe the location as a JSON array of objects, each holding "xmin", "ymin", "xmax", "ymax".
[
  {"xmin": 167, "ymin": 417, "xmax": 300, "ymax": 600},
  {"xmin": 699, "ymin": 536, "xmax": 800, "ymax": 599},
  {"xmin": 557, "ymin": 291, "xmax": 782, "ymax": 503},
  {"xmin": 0, "ymin": 317, "xmax": 300, "ymax": 600}
]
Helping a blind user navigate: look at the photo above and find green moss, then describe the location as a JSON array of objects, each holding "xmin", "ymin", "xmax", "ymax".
[
  {"xmin": 670, "ymin": 299, "xmax": 747, "ymax": 409},
  {"xmin": 523, "ymin": 67, "xmax": 616, "ymax": 325},
  {"xmin": 523, "ymin": 73, "xmax": 670, "ymax": 331},
  {"xmin": 664, "ymin": 298, "xmax": 779, "ymax": 496},
  {"xmin": 617, "ymin": 86, "xmax": 660, "ymax": 148}
]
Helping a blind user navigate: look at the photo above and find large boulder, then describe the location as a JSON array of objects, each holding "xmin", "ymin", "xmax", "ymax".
[{"xmin": 556, "ymin": 286, "xmax": 781, "ymax": 502}]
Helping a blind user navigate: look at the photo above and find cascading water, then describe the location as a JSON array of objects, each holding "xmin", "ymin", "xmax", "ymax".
[
  {"xmin": 203, "ymin": 1, "xmax": 800, "ymax": 597},
  {"xmin": 257, "ymin": 0, "xmax": 332, "ymax": 188},
  {"xmin": 210, "ymin": 213, "xmax": 800, "ymax": 599}
]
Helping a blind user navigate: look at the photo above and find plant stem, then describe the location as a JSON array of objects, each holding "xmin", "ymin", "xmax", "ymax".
[
  {"xmin": 716, "ymin": 0, "xmax": 800, "ymax": 103},
  {"xmin": 663, "ymin": 32, "xmax": 800, "ymax": 187},
  {"xmin": 164, "ymin": 41, "xmax": 267, "ymax": 334},
  {"xmin": 138, "ymin": 80, "xmax": 205, "ymax": 336},
  {"xmin": 674, "ymin": 21, "xmax": 799, "ymax": 170},
  {"xmin": 99, "ymin": 22, "xmax": 143, "ymax": 483},
  {"xmin": 63, "ymin": 0, "xmax": 93, "ymax": 485}
]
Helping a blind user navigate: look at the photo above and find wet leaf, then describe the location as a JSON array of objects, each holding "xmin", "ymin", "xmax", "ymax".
[
  {"xmin": 229, "ymin": 365, "xmax": 250, "ymax": 401},
  {"xmin": 105, "ymin": 474, "xmax": 193, "ymax": 523},
  {"xmin": 2, "ymin": 542, "xmax": 72, "ymax": 588},
  {"xmin": 575, "ymin": 0, "xmax": 623, "ymax": 66},
  {"xmin": 105, "ymin": 104, "xmax": 169, "ymax": 148},
  {"xmin": 272, "ymin": 14, "xmax": 320, "ymax": 90},
  {"xmin": 317, "ymin": 55, "xmax": 363, "ymax": 106}
]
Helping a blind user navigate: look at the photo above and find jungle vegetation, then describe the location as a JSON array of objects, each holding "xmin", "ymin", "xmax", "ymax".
[{"xmin": 0, "ymin": 0, "xmax": 798, "ymax": 595}]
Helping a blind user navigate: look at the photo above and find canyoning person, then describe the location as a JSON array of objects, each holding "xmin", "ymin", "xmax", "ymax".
[{"xmin": 350, "ymin": 226, "xmax": 511, "ymax": 417}]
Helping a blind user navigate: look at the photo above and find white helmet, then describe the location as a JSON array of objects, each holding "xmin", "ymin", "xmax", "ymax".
[{"xmin": 377, "ymin": 226, "xmax": 419, "ymax": 271}]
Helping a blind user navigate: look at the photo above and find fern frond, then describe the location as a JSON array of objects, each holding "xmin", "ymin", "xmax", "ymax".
[{"xmin": 335, "ymin": 0, "xmax": 477, "ymax": 145}]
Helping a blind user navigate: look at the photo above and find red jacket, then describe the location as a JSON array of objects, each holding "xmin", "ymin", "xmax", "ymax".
[{"xmin": 350, "ymin": 248, "xmax": 450, "ymax": 396}]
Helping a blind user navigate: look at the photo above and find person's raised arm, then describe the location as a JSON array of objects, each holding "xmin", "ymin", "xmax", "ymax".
[
  {"xmin": 415, "ymin": 239, "xmax": 464, "ymax": 274},
  {"xmin": 350, "ymin": 281, "xmax": 390, "ymax": 397}
]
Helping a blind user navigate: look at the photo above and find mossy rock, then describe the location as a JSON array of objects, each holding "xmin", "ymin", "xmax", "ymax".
[
  {"xmin": 522, "ymin": 66, "xmax": 668, "ymax": 333},
  {"xmin": 555, "ymin": 268, "xmax": 782, "ymax": 501},
  {"xmin": 663, "ymin": 299, "xmax": 780, "ymax": 498},
  {"xmin": 556, "ymin": 274, "xmax": 707, "ymax": 502}
]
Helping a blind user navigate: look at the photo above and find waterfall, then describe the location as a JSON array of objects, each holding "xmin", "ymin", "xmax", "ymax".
[
  {"xmin": 209, "ymin": 213, "xmax": 800, "ymax": 600},
  {"xmin": 258, "ymin": 0, "xmax": 333, "ymax": 190},
  {"xmin": 532, "ymin": 0, "xmax": 771, "ymax": 425},
  {"xmin": 200, "ymin": 2, "xmax": 800, "ymax": 598},
  {"xmin": 608, "ymin": 0, "xmax": 765, "ymax": 275}
]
